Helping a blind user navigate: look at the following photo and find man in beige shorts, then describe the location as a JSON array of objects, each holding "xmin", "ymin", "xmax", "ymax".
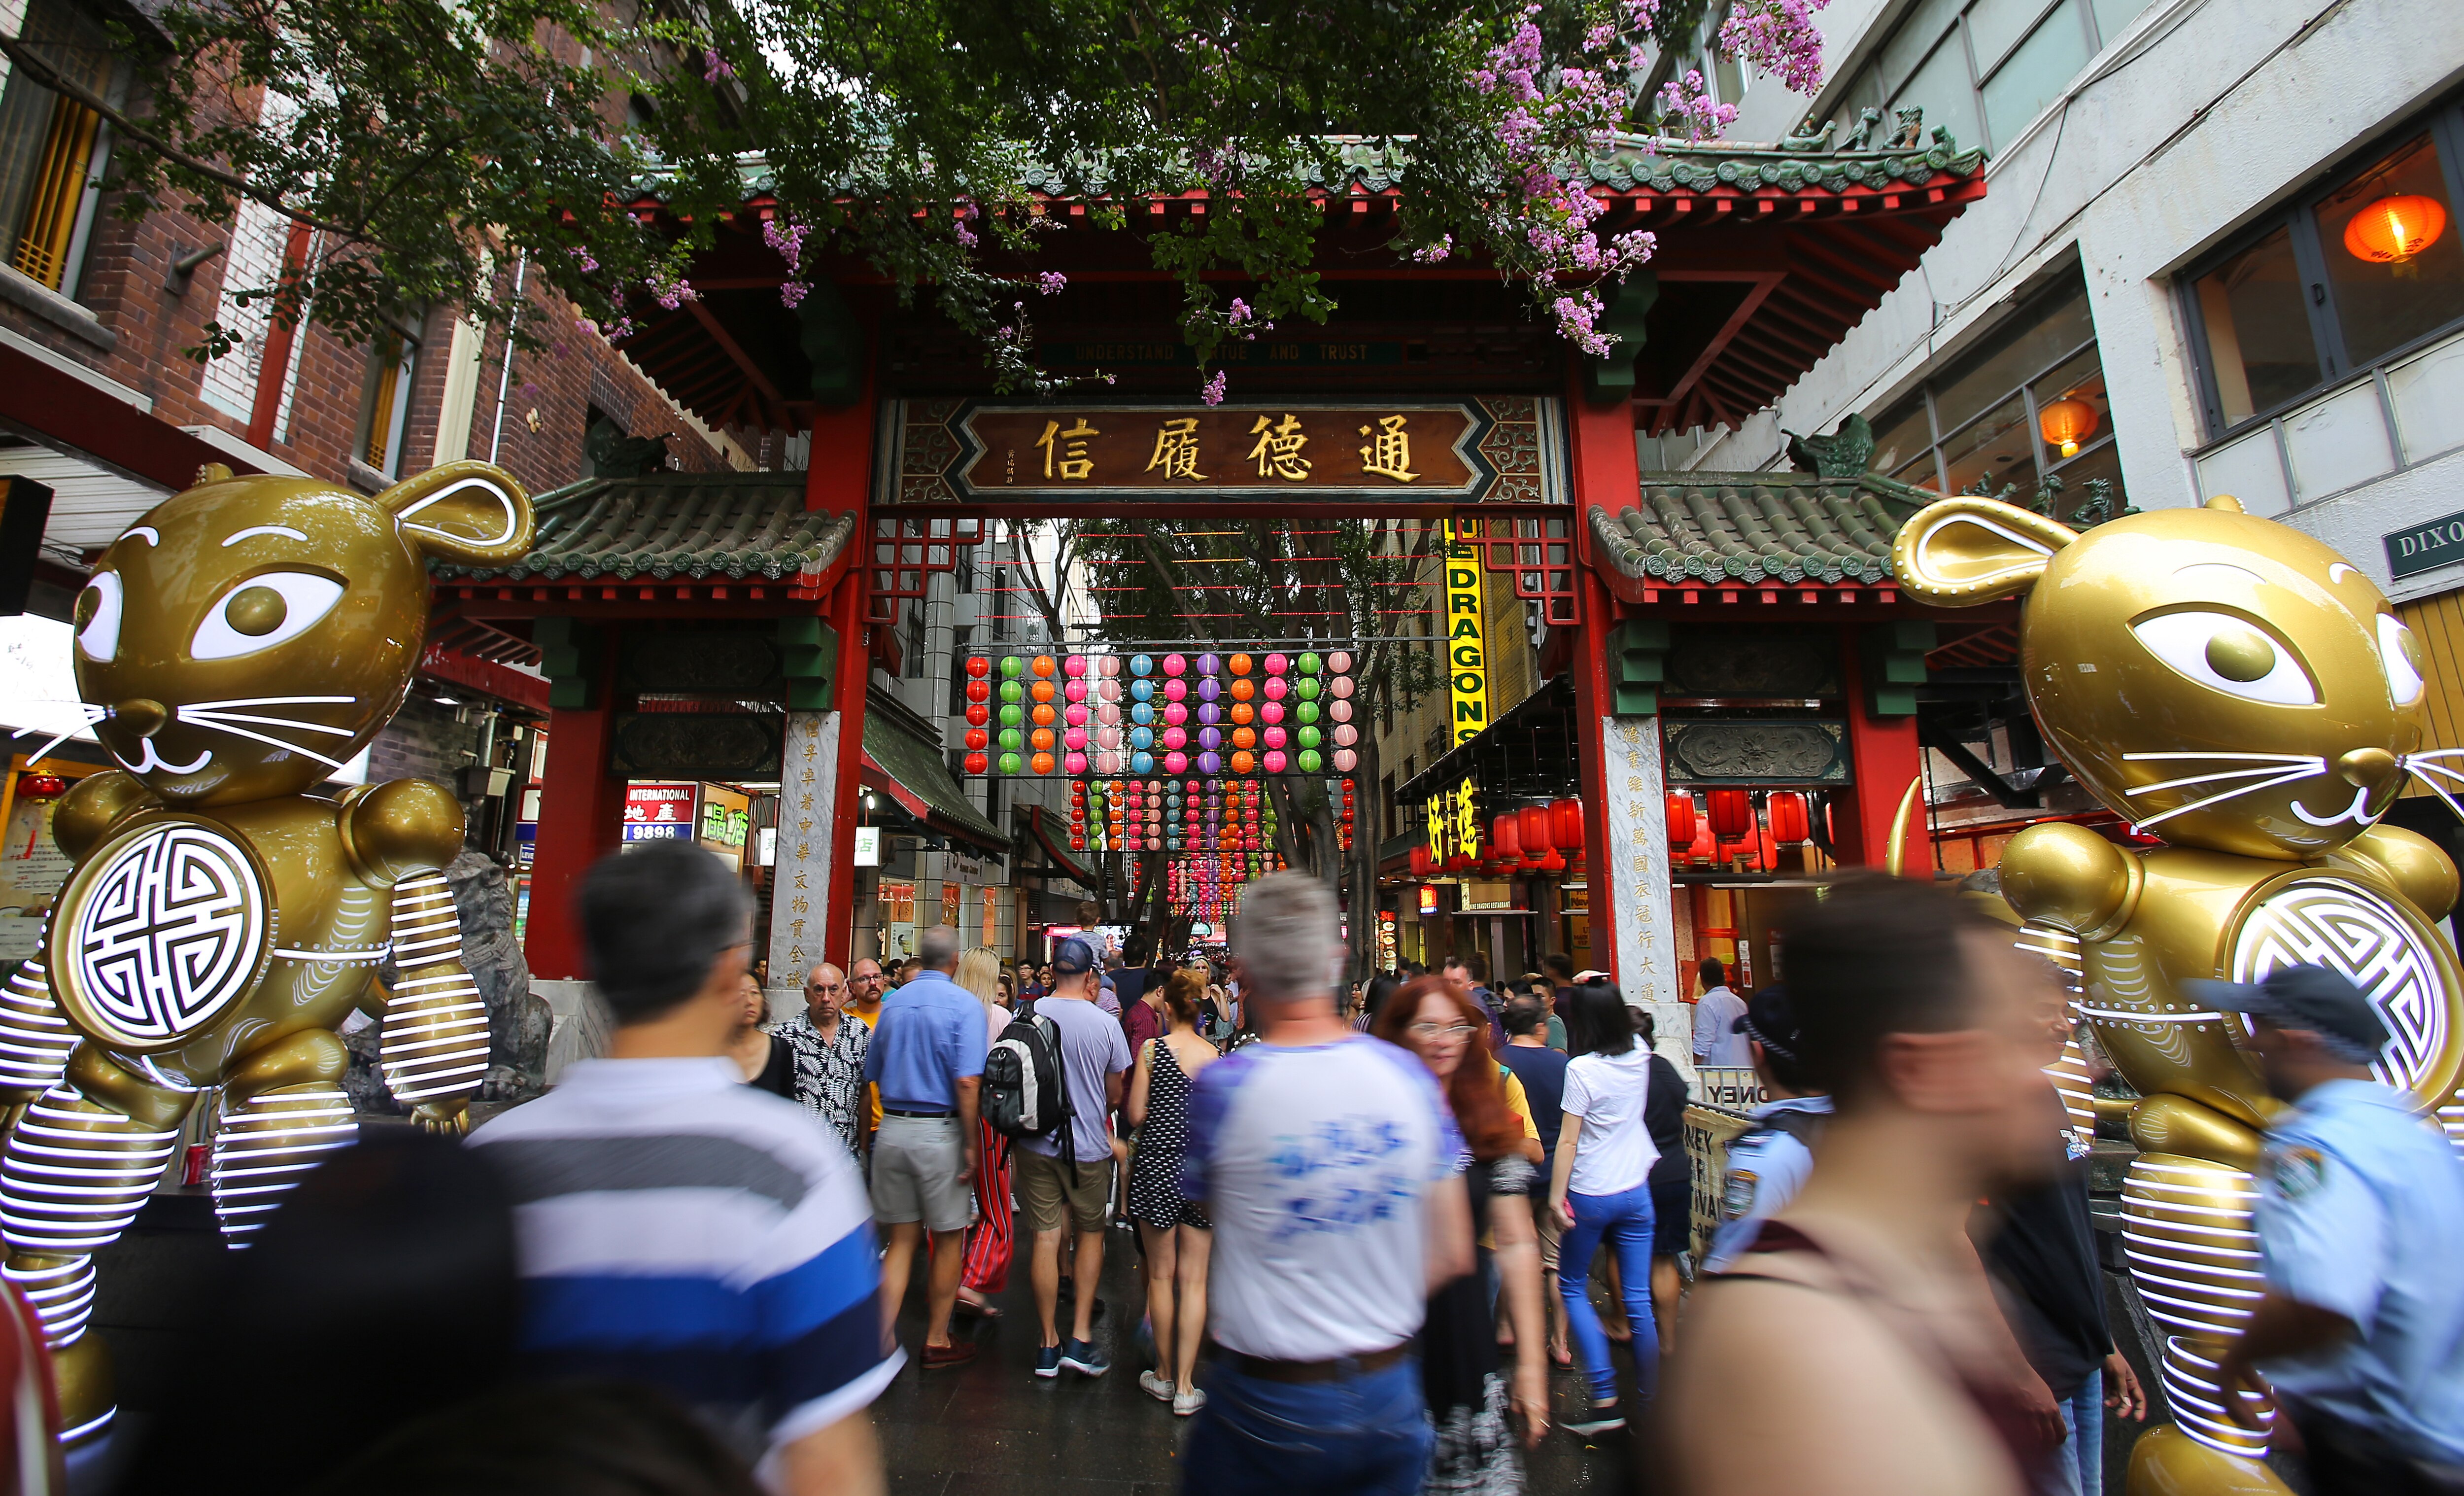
[{"xmin": 1018, "ymin": 936, "xmax": 1132, "ymax": 1380}]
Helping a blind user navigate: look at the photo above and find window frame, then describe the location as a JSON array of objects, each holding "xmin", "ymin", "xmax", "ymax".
[
  {"xmin": 2178, "ymin": 95, "xmax": 2464, "ymax": 445},
  {"xmin": 1867, "ymin": 269, "xmax": 2122, "ymax": 514},
  {"xmin": 356, "ymin": 316, "xmax": 423, "ymax": 479},
  {"xmin": 1825, "ymin": 0, "xmax": 2148, "ymax": 155}
]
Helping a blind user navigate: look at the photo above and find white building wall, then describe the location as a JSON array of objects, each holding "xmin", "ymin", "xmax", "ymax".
[{"xmin": 1715, "ymin": 0, "xmax": 2464, "ymax": 599}]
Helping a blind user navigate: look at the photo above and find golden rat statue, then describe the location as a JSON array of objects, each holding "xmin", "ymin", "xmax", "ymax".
[
  {"xmin": 0, "ymin": 460, "xmax": 533, "ymax": 1439},
  {"xmin": 1895, "ymin": 493, "xmax": 2464, "ymax": 1495}
]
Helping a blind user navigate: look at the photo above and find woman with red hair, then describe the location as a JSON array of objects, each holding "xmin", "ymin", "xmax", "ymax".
[{"xmin": 1373, "ymin": 977, "xmax": 1549, "ymax": 1491}]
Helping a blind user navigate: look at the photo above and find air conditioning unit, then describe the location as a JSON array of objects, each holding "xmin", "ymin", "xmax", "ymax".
[{"xmin": 460, "ymin": 765, "xmax": 515, "ymax": 800}]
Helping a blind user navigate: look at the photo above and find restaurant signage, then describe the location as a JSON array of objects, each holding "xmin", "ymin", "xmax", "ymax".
[{"xmin": 2386, "ymin": 508, "xmax": 2464, "ymax": 579}]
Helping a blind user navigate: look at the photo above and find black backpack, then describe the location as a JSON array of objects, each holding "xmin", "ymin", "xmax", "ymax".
[{"xmin": 984, "ymin": 1005, "xmax": 1075, "ymax": 1159}]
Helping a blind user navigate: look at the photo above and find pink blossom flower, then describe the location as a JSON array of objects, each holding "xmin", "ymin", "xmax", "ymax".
[
  {"xmin": 1037, "ymin": 271, "xmax": 1067, "ymax": 295},
  {"xmin": 1200, "ymin": 371, "xmax": 1227, "ymax": 406},
  {"xmin": 704, "ymin": 54, "xmax": 736, "ymax": 82},
  {"xmin": 779, "ymin": 282, "xmax": 809, "ymax": 309}
]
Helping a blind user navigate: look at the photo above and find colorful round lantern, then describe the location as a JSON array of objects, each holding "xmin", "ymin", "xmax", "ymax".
[
  {"xmin": 1031, "ymin": 751, "xmax": 1057, "ymax": 774},
  {"xmin": 2344, "ymin": 193, "xmax": 2447, "ymax": 266},
  {"xmin": 1333, "ymin": 748, "xmax": 1356, "ymax": 772}
]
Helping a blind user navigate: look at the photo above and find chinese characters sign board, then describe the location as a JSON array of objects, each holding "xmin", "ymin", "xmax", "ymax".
[
  {"xmin": 622, "ymin": 782, "xmax": 696, "ymax": 841},
  {"xmin": 889, "ymin": 397, "xmax": 1562, "ymax": 505}
]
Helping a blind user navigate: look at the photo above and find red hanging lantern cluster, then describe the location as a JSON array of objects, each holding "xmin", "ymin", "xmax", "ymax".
[{"xmin": 1339, "ymin": 781, "xmax": 1357, "ymax": 852}]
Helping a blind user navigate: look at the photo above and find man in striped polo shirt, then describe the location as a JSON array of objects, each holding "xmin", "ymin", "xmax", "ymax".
[{"xmin": 472, "ymin": 841, "xmax": 895, "ymax": 1492}]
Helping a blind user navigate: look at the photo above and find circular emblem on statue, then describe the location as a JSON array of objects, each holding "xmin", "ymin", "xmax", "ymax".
[
  {"xmin": 2232, "ymin": 873, "xmax": 2461, "ymax": 1104},
  {"xmin": 53, "ymin": 816, "xmax": 272, "ymax": 1052}
]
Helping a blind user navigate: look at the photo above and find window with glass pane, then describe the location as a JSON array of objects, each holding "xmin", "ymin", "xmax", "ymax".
[
  {"xmin": 0, "ymin": 0, "xmax": 116, "ymax": 293},
  {"xmin": 1891, "ymin": 36, "xmax": 1984, "ymax": 158},
  {"xmin": 2316, "ymin": 135, "xmax": 2464, "ymax": 368},
  {"xmin": 2190, "ymin": 228, "xmax": 2322, "ymax": 425},
  {"xmin": 360, "ymin": 327, "xmax": 420, "ymax": 477},
  {"xmin": 1857, "ymin": 271, "xmax": 2127, "ymax": 521},
  {"xmin": 1980, "ymin": 2, "xmax": 2091, "ymax": 147}
]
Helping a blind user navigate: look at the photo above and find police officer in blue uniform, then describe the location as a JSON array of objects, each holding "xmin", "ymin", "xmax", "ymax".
[
  {"xmin": 1702, "ymin": 984, "xmax": 1833, "ymax": 1274},
  {"xmin": 2191, "ymin": 965, "xmax": 2464, "ymax": 1495}
]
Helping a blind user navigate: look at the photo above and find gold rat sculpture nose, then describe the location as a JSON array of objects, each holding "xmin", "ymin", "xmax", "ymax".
[
  {"xmin": 112, "ymin": 699, "xmax": 167, "ymax": 737},
  {"xmin": 2339, "ymin": 746, "xmax": 2399, "ymax": 791}
]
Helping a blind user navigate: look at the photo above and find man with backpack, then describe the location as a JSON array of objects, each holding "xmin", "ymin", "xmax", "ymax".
[{"xmin": 995, "ymin": 936, "xmax": 1131, "ymax": 1379}]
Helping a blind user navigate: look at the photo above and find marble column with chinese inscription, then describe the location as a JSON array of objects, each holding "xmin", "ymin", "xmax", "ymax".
[
  {"xmin": 766, "ymin": 711, "xmax": 841, "ymax": 1018},
  {"xmin": 1600, "ymin": 715, "xmax": 1692, "ymax": 1085}
]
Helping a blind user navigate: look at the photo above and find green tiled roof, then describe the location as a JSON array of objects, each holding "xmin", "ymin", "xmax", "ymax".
[
  {"xmin": 697, "ymin": 128, "xmax": 1986, "ymax": 201},
  {"xmin": 1591, "ymin": 472, "xmax": 1935, "ymax": 587},
  {"xmin": 436, "ymin": 472, "xmax": 856, "ymax": 583}
]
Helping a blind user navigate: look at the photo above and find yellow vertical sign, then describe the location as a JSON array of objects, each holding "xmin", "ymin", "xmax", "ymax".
[{"xmin": 1443, "ymin": 519, "xmax": 1488, "ymax": 747}]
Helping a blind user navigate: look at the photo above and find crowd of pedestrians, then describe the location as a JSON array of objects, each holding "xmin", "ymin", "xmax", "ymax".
[{"xmin": 34, "ymin": 840, "xmax": 2457, "ymax": 1496}]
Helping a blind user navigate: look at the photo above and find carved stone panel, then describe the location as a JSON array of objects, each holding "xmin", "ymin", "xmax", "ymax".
[
  {"xmin": 1666, "ymin": 626, "xmax": 1840, "ymax": 699},
  {"xmin": 610, "ymin": 713, "xmax": 785, "ymax": 780},
  {"xmin": 1663, "ymin": 719, "xmax": 1848, "ymax": 785},
  {"xmin": 620, "ymin": 629, "xmax": 784, "ymax": 696}
]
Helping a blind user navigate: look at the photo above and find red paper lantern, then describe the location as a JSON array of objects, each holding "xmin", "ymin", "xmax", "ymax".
[
  {"xmin": 1767, "ymin": 791, "xmax": 1811, "ymax": 845},
  {"xmin": 1707, "ymin": 788, "xmax": 1754, "ymax": 842},
  {"xmin": 1491, "ymin": 813, "xmax": 1521, "ymax": 862},
  {"xmin": 1519, "ymin": 805, "xmax": 1550, "ymax": 854},
  {"xmin": 1549, "ymin": 798, "xmax": 1583, "ymax": 857},
  {"xmin": 1665, "ymin": 793, "xmax": 1696, "ymax": 849},
  {"xmin": 1409, "ymin": 844, "xmax": 1435, "ymax": 878}
]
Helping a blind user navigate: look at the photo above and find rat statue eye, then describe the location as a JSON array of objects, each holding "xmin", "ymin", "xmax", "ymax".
[
  {"xmin": 191, "ymin": 571, "xmax": 343, "ymax": 661},
  {"xmin": 2130, "ymin": 611, "xmax": 2318, "ymax": 706},
  {"xmin": 74, "ymin": 572, "xmax": 123, "ymax": 661},
  {"xmin": 2378, "ymin": 613, "xmax": 2425, "ymax": 706}
]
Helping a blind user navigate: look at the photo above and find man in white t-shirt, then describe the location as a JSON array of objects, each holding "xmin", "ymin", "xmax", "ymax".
[
  {"xmin": 1692, "ymin": 958, "xmax": 1750, "ymax": 1068},
  {"xmin": 1182, "ymin": 873, "xmax": 1472, "ymax": 1496}
]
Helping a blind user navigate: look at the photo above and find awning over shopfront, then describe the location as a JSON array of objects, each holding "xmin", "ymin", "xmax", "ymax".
[
  {"xmin": 859, "ymin": 687, "xmax": 1006, "ymax": 856},
  {"xmin": 1397, "ymin": 677, "xmax": 1580, "ymax": 807},
  {"xmin": 1022, "ymin": 804, "xmax": 1101, "ymax": 888}
]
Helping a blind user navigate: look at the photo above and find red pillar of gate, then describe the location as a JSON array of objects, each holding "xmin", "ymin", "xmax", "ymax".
[
  {"xmin": 806, "ymin": 353, "xmax": 876, "ymax": 966},
  {"xmin": 1566, "ymin": 381, "xmax": 1640, "ymax": 988},
  {"xmin": 523, "ymin": 662, "xmax": 625, "ymax": 979},
  {"xmin": 1834, "ymin": 643, "xmax": 1933, "ymax": 875}
]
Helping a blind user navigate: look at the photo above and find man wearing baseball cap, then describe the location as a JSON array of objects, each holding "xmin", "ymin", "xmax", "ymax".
[
  {"xmin": 2190, "ymin": 965, "xmax": 2464, "ymax": 1492},
  {"xmin": 1022, "ymin": 935, "xmax": 1132, "ymax": 1380},
  {"xmin": 1700, "ymin": 983, "xmax": 1832, "ymax": 1275}
]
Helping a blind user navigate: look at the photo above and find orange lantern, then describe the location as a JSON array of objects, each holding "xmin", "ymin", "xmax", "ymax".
[
  {"xmin": 1707, "ymin": 788, "xmax": 1754, "ymax": 842},
  {"xmin": 1030, "ymin": 751, "xmax": 1057, "ymax": 775},
  {"xmin": 1767, "ymin": 790, "xmax": 1811, "ymax": 845},
  {"xmin": 2037, "ymin": 397, "xmax": 2098, "ymax": 458},
  {"xmin": 1665, "ymin": 793, "xmax": 1696, "ymax": 849},
  {"xmin": 2345, "ymin": 194, "xmax": 2447, "ymax": 267}
]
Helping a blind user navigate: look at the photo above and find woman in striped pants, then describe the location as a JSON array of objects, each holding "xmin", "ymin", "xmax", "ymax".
[{"xmin": 954, "ymin": 949, "xmax": 1015, "ymax": 1314}]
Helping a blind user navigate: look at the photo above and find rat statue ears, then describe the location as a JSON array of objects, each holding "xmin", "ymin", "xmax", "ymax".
[
  {"xmin": 373, "ymin": 461, "xmax": 535, "ymax": 568},
  {"xmin": 1891, "ymin": 496, "xmax": 2079, "ymax": 605}
]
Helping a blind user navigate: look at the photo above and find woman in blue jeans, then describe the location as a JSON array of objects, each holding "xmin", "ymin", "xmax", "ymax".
[{"xmin": 1546, "ymin": 981, "xmax": 1663, "ymax": 1437}]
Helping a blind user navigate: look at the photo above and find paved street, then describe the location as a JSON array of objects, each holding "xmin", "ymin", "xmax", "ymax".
[{"xmin": 878, "ymin": 1220, "xmax": 1638, "ymax": 1494}]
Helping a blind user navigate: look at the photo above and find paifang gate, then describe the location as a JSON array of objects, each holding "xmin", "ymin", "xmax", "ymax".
[{"xmin": 427, "ymin": 130, "xmax": 2011, "ymax": 1006}]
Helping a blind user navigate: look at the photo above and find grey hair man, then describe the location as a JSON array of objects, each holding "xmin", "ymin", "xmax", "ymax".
[
  {"xmin": 860, "ymin": 924, "xmax": 988, "ymax": 1371},
  {"xmin": 1179, "ymin": 872, "xmax": 1474, "ymax": 1496},
  {"xmin": 771, "ymin": 962, "xmax": 869, "ymax": 1156}
]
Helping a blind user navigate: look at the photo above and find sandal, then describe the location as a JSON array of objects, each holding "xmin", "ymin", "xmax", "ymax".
[{"xmin": 954, "ymin": 1295, "xmax": 1004, "ymax": 1320}]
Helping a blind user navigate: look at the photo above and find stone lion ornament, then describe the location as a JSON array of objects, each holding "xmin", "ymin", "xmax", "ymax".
[
  {"xmin": 1895, "ymin": 492, "xmax": 2464, "ymax": 1494},
  {"xmin": 0, "ymin": 460, "xmax": 532, "ymax": 1439}
]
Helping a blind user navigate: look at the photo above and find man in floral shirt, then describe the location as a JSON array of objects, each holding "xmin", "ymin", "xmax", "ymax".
[{"xmin": 773, "ymin": 962, "xmax": 871, "ymax": 1156}]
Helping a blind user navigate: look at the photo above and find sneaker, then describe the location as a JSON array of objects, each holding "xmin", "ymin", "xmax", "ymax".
[
  {"xmin": 1564, "ymin": 1405, "xmax": 1626, "ymax": 1437},
  {"xmin": 1034, "ymin": 1343, "xmax": 1063, "ymax": 1379},
  {"xmin": 1173, "ymin": 1386, "xmax": 1208, "ymax": 1418},
  {"xmin": 1060, "ymin": 1338, "xmax": 1111, "ymax": 1378},
  {"xmin": 1139, "ymin": 1370, "xmax": 1175, "ymax": 1403}
]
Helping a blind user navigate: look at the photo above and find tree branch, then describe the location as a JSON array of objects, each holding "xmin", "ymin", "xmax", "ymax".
[{"xmin": 0, "ymin": 33, "xmax": 395, "ymax": 249}]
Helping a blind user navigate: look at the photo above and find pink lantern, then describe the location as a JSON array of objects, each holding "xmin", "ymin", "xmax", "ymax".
[{"xmin": 1065, "ymin": 751, "xmax": 1089, "ymax": 774}]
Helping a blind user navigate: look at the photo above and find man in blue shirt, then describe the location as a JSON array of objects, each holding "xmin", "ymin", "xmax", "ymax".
[
  {"xmin": 861, "ymin": 924, "xmax": 989, "ymax": 1371},
  {"xmin": 470, "ymin": 841, "xmax": 893, "ymax": 1492},
  {"xmin": 2199, "ymin": 965, "xmax": 2464, "ymax": 1492}
]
